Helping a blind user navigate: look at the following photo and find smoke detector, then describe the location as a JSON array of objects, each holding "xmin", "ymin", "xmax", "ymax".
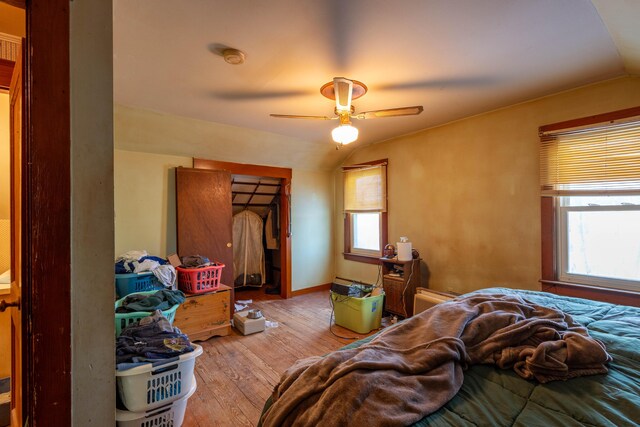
[{"xmin": 223, "ymin": 48, "xmax": 246, "ymax": 65}]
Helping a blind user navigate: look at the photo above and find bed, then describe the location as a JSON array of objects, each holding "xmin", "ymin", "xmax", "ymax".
[{"xmin": 259, "ymin": 288, "xmax": 640, "ymax": 426}]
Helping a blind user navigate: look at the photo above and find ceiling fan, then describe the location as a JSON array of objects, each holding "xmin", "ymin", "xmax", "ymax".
[{"xmin": 270, "ymin": 77, "xmax": 423, "ymax": 147}]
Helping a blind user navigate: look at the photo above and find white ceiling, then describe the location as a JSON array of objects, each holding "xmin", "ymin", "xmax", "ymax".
[{"xmin": 113, "ymin": 0, "xmax": 640, "ymax": 169}]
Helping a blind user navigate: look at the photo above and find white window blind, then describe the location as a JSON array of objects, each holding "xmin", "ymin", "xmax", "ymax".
[
  {"xmin": 540, "ymin": 119, "xmax": 640, "ymax": 196},
  {"xmin": 343, "ymin": 164, "xmax": 387, "ymax": 212}
]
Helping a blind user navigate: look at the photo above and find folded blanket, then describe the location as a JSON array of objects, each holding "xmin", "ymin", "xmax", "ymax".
[
  {"xmin": 116, "ymin": 289, "xmax": 185, "ymax": 313},
  {"xmin": 261, "ymin": 293, "xmax": 612, "ymax": 427}
]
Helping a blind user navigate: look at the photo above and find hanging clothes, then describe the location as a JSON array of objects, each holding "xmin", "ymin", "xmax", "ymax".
[
  {"xmin": 265, "ymin": 205, "xmax": 279, "ymax": 250},
  {"xmin": 232, "ymin": 210, "xmax": 266, "ymax": 287}
]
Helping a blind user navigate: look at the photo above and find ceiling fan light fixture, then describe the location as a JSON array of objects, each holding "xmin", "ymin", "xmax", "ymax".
[
  {"xmin": 332, "ymin": 123, "xmax": 358, "ymax": 145},
  {"xmin": 270, "ymin": 77, "xmax": 422, "ymax": 149}
]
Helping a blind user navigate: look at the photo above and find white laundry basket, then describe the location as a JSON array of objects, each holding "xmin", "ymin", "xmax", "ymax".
[
  {"xmin": 116, "ymin": 344, "xmax": 203, "ymax": 412},
  {"xmin": 116, "ymin": 376, "xmax": 197, "ymax": 427}
]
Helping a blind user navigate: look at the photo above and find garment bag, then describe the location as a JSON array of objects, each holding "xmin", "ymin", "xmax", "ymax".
[{"xmin": 232, "ymin": 210, "xmax": 265, "ymax": 287}]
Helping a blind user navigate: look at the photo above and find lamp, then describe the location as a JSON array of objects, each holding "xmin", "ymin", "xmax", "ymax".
[
  {"xmin": 331, "ymin": 112, "xmax": 358, "ymax": 145},
  {"xmin": 332, "ymin": 123, "xmax": 358, "ymax": 144}
]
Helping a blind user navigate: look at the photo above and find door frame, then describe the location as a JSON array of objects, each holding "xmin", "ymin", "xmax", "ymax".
[
  {"xmin": 2, "ymin": 0, "xmax": 73, "ymax": 424},
  {"xmin": 192, "ymin": 158, "xmax": 293, "ymax": 299}
]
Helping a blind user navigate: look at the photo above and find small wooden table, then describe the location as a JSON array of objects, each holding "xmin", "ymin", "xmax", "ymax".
[
  {"xmin": 174, "ymin": 284, "xmax": 231, "ymax": 341},
  {"xmin": 379, "ymin": 258, "xmax": 421, "ymax": 317}
]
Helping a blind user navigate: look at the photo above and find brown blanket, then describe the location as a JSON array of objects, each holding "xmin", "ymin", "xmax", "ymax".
[{"xmin": 260, "ymin": 293, "xmax": 611, "ymax": 427}]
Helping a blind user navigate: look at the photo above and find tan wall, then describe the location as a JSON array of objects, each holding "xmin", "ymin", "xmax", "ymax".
[
  {"xmin": 115, "ymin": 104, "xmax": 339, "ymax": 171},
  {"xmin": 114, "ymin": 150, "xmax": 334, "ymax": 291},
  {"xmin": 335, "ymin": 76, "xmax": 640, "ymax": 295},
  {"xmin": 114, "ymin": 150, "xmax": 192, "ymax": 257},
  {"xmin": 70, "ymin": 0, "xmax": 115, "ymax": 425},
  {"xmin": 0, "ymin": 4, "xmax": 25, "ymax": 37},
  {"xmin": 291, "ymin": 169, "xmax": 334, "ymax": 291}
]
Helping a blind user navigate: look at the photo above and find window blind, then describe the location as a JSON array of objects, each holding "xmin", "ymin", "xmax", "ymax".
[
  {"xmin": 540, "ymin": 120, "xmax": 640, "ymax": 196},
  {"xmin": 343, "ymin": 164, "xmax": 387, "ymax": 212}
]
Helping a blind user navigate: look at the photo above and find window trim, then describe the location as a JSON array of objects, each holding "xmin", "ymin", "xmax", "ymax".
[{"xmin": 343, "ymin": 159, "xmax": 388, "ymax": 264}]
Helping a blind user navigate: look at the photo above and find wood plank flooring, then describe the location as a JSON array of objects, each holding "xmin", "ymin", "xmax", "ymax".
[{"xmin": 182, "ymin": 288, "xmax": 386, "ymax": 427}]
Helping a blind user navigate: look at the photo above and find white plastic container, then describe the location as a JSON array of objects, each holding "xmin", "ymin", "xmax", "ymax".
[
  {"xmin": 116, "ymin": 344, "xmax": 203, "ymax": 412},
  {"xmin": 116, "ymin": 376, "xmax": 197, "ymax": 427},
  {"xmin": 397, "ymin": 236, "xmax": 412, "ymax": 261}
]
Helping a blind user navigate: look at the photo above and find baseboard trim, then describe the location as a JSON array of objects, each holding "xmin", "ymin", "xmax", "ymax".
[{"xmin": 291, "ymin": 282, "xmax": 332, "ymax": 297}]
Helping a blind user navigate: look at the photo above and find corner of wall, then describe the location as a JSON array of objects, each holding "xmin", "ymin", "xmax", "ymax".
[{"xmin": 70, "ymin": 0, "xmax": 115, "ymax": 425}]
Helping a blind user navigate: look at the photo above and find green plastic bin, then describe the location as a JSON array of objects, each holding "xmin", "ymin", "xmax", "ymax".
[{"xmin": 330, "ymin": 291, "xmax": 384, "ymax": 334}]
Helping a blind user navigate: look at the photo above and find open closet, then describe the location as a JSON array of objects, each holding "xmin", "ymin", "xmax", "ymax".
[
  {"xmin": 176, "ymin": 159, "xmax": 292, "ymax": 299},
  {"xmin": 231, "ymin": 175, "xmax": 281, "ymax": 293}
]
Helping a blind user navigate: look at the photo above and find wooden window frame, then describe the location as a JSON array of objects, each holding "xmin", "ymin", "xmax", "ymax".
[
  {"xmin": 539, "ymin": 107, "xmax": 640, "ymax": 306},
  {"xmin": 342, "ymin": 159, "xmax": 388, "ymax": 265}
]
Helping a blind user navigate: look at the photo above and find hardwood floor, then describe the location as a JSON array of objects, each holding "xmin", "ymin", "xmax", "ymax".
[{"xmin": 182, "ymin": 288, "xmax": 385, "ymax": 427}]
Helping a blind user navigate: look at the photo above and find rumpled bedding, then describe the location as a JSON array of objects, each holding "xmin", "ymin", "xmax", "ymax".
[{"xmin": 261, "ymin": 291, "xmax": 613, "ymax": 427}]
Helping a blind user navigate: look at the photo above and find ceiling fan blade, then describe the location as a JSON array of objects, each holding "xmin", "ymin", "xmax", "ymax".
[
  {"xmin": 356, "ymin": 106, "xmax": 424, "ymax": 120},
  {"xmin": 377, "ymin": 77, "xmax": 498, "ymax": 91},
  {"xmin": 333, "ymin": 77, "xmax": 353, "ymax": 112},
  {"xmin": 211, "ymin": 89, "xmax": 313, "ymax": 101},
  {"xmin": 270, "ymin": 114, "xmax": 334, "ymax": 120}
]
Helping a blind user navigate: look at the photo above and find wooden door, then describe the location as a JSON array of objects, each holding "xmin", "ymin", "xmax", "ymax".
[
  {"xmin": 8, "ymin": 45, "xmax": 22, "ymax": 427},
  {"xmin": 176, "ymin": 167, "xmax": 234, "ymax": 289}
]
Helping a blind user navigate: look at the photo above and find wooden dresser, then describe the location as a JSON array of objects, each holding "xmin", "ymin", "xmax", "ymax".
[
  {"xmin": 380, "ymin": 258, "xmax": 421, "ymax": 318},
  {"xmin": 174, "ymin": 284, "xmax": 231, "ymax": 341}
]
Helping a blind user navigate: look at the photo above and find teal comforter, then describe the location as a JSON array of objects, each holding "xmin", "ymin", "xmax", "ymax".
[{"xmin": 262, "ymin": 288, "xmax": 640, "ymax": 426}]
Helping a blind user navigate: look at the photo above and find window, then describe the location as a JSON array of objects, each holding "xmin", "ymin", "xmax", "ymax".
[
  {"xmin": 539, "ymin": 107, "xmax": 640, "ymax": 292},
  {"xmin": 343, "ymin": 160, "xmax": 388, "ymax": 263},
  {"xmin": 558, "ymin": 195, "xmax": 640, "ymax": 291},
  {"xmin": 351, "ymin": 212, "xmax": 381, "ymax": 256}
]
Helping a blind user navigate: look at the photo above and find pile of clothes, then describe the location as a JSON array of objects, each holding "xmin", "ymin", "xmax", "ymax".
[
  {"xmin": 116, "ymin": 289, "xmax": 185, "ymax": 313},
  {"xmin": 116, "ymin": 310, "xmax": 193, "ymax": 368},
  {"xmin": 115, "ymin": 250, "xmax": 177, "ymax": 289},
  {"xmin": 180, "ymin": 255, "xmax": 222, "ymax": 269}
]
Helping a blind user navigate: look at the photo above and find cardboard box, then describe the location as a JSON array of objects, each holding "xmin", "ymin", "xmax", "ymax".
[{"xmin": 233, "ymin": 311, "xmax": 266, "ymax": 335}]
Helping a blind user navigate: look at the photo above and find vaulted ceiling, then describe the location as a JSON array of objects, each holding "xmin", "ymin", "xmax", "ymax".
[{"xmin": 113, "ymin": 0, "xmax": 640, "ymax": 169}]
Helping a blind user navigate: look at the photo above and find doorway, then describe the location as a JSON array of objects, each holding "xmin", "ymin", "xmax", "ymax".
[
  {"xmin": 231, "ymin": 174, "xmax": 281, "ymax": 295},
  {"xmin": 1, "ymin": 0, "xmax": 116, "ymax": 425},
  {"xmin": 192, "ymin": 158, "xmax": 293, "ymax": 299},
  {"xmin": 0, "ymin": 48, "xmax": 13, "ymax": 427},
  {"xmin": 0, "ymin": 15, "xmax": 24, "ymax": 427}
]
